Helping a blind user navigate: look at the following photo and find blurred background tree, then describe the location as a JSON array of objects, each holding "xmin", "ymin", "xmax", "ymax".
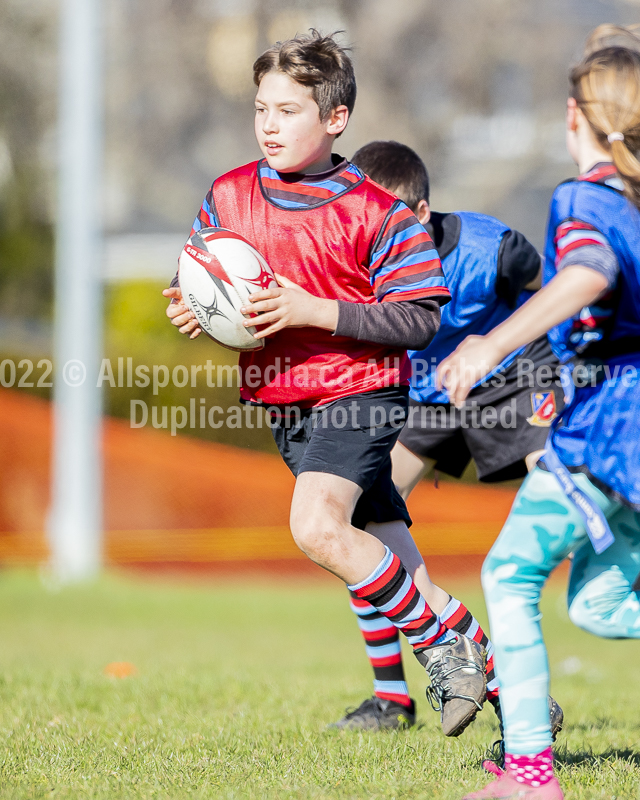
[{"xmin": 0, "ymin": 1, "xmax": 56, "ymax": 322}]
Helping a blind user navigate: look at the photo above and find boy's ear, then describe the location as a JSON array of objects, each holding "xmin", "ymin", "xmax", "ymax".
[
  {"xmin": 326, "ymin": 105, "xmax": 349, "ymax": 137},
  {"xmin": 415, "ymin": 199, "xmax": 431, "ymax": 225}
]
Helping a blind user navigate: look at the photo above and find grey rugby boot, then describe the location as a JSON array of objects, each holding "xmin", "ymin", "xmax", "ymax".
[
  {"xmin": 414, "ymin": 634, "xmax": 487, "ymax": 736},
  {"xmin": 493, "ymin": 695, "xmax": 564, "ymax": 740},
  {"xmin": 548, "ymin": 695, "xmax": 564, "ymax": 739},
  {"xmin": 328, "ymin": 696, "xmax": 416, "ymax": 730},
  {"xmin": 488, "ymin": 695, "xmax": 565, "ymax": 768}
]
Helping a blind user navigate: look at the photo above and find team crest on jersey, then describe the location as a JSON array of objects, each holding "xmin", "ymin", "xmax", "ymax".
[{"xmin": 527, "ymin": 392, "xmax": 557, "ymax": 427}]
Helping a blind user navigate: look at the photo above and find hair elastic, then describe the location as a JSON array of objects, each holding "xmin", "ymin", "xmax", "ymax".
[{"xmin": 608, "ymin": 131, "xmax": 625, "ymax": 143}]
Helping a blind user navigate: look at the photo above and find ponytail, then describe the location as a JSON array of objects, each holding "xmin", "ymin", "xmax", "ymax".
[
  {"xmin": 571, "ymin": 37, "xmax": 640, "ymax": 210},
  {"xmin": 609, "ymin": 134, "xmax": 640, "ymax": 210}
]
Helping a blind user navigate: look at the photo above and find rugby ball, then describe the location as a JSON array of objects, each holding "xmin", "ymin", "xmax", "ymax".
[{"xmin": 178, "ymin": 227, "xmax": 277, "ymax": 351}]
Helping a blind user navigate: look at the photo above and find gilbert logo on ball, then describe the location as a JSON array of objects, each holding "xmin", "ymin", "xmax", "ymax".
[{"xmin": 178, "ymin": 227, "xmax": 277, "ymax": 351}]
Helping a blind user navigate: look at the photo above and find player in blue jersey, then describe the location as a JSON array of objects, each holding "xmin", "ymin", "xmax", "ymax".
[
  {"xmin": 330, "ymin": 140, "xmax": 564, "ymax": 739},
  {"xmin": 355, "ymin": 143, "xmax": 563, "ymax": 495},
  {"xmin": 440, "ymin": 27, "xmax": 640, "ymax": 800}
]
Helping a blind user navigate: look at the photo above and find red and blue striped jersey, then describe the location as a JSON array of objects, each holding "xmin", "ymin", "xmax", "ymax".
[
  {"xmin": 369, "ymin": 202, "xmax": 442, "ymax": 302},
  {"xmin": 190, "ymin": 158, "xmax": 447, "ymax": 308},
  {"xmin": 191, "ymin": 193, "xmax": 218, "ymax": 233},
  {"xmin": 192, "ymin": 158, "xmax": 449, "ymax": 405},
  {"xmin": 257, "ymin": 159, "xmax": 363, "ymax": 208}
]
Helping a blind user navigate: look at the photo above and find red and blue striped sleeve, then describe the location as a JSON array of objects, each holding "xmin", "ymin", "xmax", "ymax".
[
  {"xmin": 554, "ymin": 219, "xmax": 619, "ymax": 287},
  {"xmin": 189, "ymin": 187, "xmax": 219, "ymax": 237},
  {"xmin": 554, "ymin": 220, "xmax": 609, "ymax": 263},
  {"xmin": 170, "ymin": 187, "xmax": 220, "ymax": 289},
  {"xmin": 369, "ymin": 201, "xmax": 450, "ymax": 304}
]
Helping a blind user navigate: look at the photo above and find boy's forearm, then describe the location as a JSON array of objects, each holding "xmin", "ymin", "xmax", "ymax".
[
  {"xmin": 335, "ymin": 298, "xmax": 441, "ymax": 350},
  {"xmin": 309, "ymin": 297, "xmax": 340, "ymax": 332}
]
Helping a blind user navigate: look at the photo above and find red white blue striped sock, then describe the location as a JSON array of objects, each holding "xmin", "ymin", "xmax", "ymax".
[
  {"xmin": 440, "ymin": 596, "xmax": 500, "ymax": 706},
  {"xmin": 347, "ymin": 547, "xmax": 452, "ymax": 651},
  {"xmin": 349, "ymin": 594, "xmax": 412, "ymax": 707}
]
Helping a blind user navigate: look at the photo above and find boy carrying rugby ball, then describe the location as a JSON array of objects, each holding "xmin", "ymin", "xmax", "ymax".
[{"xmin": 164, "ymin": 31, "xmax": 491, "ymax": 737}]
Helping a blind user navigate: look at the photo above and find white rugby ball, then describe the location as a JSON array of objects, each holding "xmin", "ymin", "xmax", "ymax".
[{"xmin": 178, "ymin": 227, "xmax": 277, "ymax": 351}]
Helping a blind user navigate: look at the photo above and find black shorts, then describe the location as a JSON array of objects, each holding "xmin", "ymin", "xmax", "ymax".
[
  {"xmin": 270, "ymin": 387, "xmax": 411, "ymax": 530},
  {"xmin": 399, "ymin": 338, "xmax": 565, "ymax": 482}
]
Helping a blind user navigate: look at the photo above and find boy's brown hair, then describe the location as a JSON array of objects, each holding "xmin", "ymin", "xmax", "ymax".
[
  {"xmin": 253, "ymin": 30, "xmax": 356, "ymax": 121},
  {"xmin": 351, "ymin": 140, "xmax": 430, "ymax": 212}
]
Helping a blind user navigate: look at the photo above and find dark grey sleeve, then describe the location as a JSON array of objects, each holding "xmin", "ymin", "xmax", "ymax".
[
  {"xmin": 334, "ymin": 298, "xmax": 441, "ymax": 350},
  {"xmin": 558, "ymin": 244, "xmax": 620, "ymax": 288},
  {"xmin": 495, "ymin": 229, "xmax": 542, "ymax": 307}
]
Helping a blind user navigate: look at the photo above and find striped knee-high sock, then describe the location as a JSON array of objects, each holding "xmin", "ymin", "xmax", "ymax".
[
  {"xmin": 440, "ymin": 595, "xmax": 499, "ymax": 706},
  {"xmin": 347, "ymin": 546, "xmax": 450, "ymax": 651},
  {"xmin": 349, "ymin": 593, "xmax": 412, "ymax": 708}
]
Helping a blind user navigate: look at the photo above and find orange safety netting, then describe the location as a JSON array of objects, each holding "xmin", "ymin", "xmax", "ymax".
[{"xmin": 0, "ymin": 391, "xmax": 517, "ymax": 575}]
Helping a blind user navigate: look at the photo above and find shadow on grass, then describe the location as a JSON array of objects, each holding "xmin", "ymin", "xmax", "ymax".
[
  {"xmin": 556, "ymin": 746, "xmax": 640, "ymax": 768},
  {"xmin": 561, "ymin": 715, "xmax": 623, "ymax": 734}
]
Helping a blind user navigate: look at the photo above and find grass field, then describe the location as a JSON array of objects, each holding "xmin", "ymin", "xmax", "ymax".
[{"xmin": 0, "ymin": 570, "xmax": 638, "ymax": 799}]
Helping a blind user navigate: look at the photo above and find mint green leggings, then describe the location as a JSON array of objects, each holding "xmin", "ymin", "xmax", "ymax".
[{"xmin": 482, "ymin": 467, "xmax": 640, "ymax": 754}]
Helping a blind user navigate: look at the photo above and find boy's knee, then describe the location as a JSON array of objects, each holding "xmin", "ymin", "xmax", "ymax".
[{"xmin": 290, "ymin": 510, "xmax": 339, "ymax": 560}]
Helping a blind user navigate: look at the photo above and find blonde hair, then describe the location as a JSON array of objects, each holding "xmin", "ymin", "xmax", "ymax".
[
  {"xmin": 584, "ymin": 24, "xmax": 640, "ymax": 57},
  {"xmin": 571, "ymin": 35, "xmax": 640, "ymax": 209}
]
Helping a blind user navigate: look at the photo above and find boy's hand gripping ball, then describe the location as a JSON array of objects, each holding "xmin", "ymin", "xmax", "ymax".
[{"xmin": 178, "ymin": 227, "xmax": 277, "ymax": 351}]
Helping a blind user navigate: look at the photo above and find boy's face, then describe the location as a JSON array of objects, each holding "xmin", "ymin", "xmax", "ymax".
[{"xmin": 254, "ymin": 71, "xmax": 348, "ymax": 173}]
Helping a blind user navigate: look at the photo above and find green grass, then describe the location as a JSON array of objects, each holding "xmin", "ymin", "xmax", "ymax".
[{"xmin": 0, "ymin": 570, "xmax": 637, "ymax": 799}]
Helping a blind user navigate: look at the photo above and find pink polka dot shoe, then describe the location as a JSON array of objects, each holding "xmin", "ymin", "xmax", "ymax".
[{"xmin": 462, "ymin": 773, "xmax": 564, "ymax": 799}]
